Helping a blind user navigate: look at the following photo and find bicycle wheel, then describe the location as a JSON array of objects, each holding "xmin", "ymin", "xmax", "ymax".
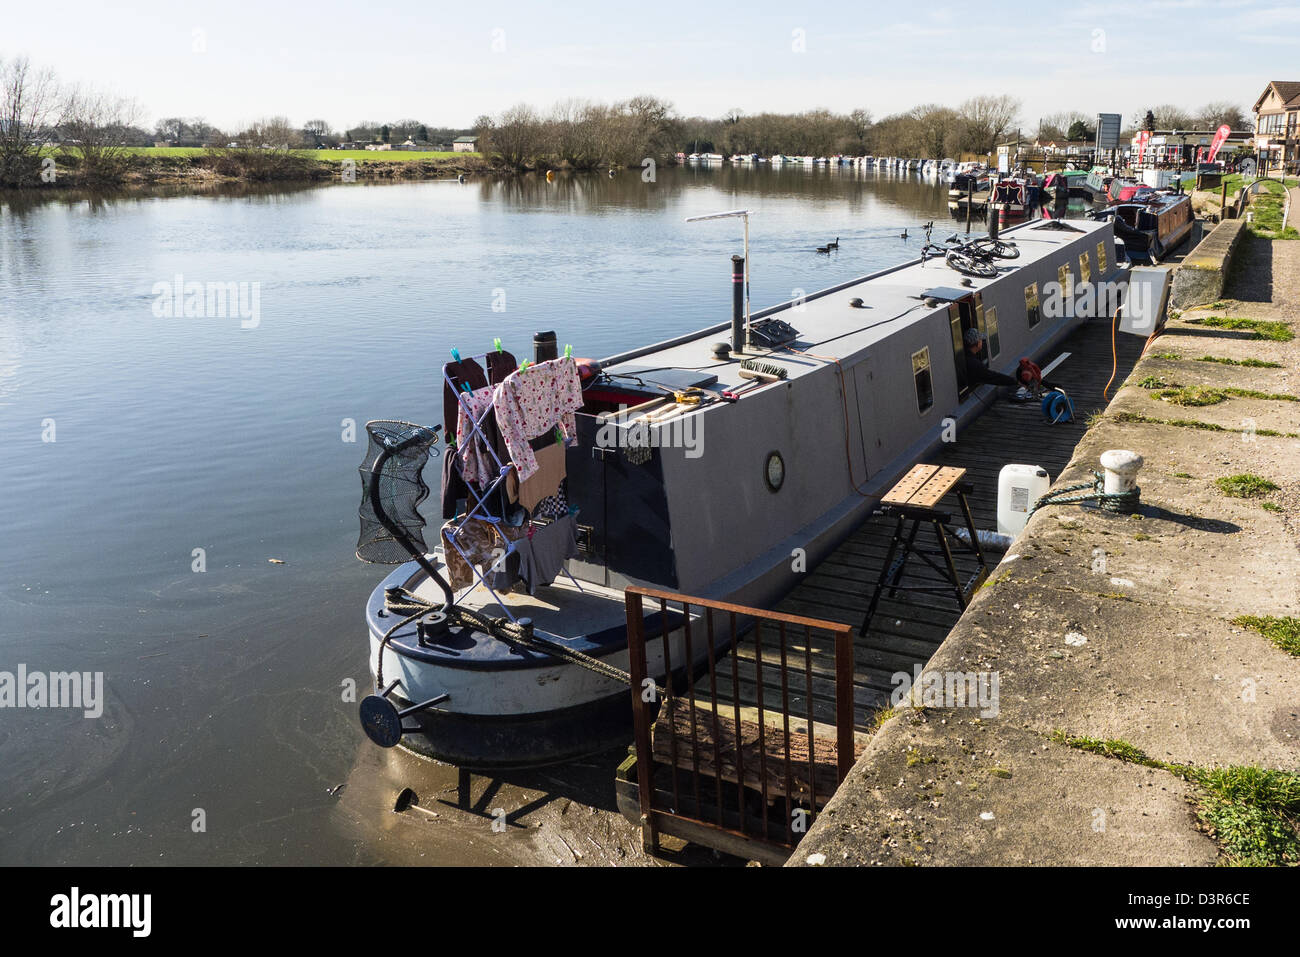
[
  {"xmin": 945, "ymin": 250, "xmax": 998, "ymax": 278},
  {"xmin": 975, "ymin": 238, "xmax": 1020, "ymax": 259}
]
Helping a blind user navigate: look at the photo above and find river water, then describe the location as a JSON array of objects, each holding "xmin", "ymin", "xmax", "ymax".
[{"xmin": 1, "ymin": 164, "xmax": 972, "ymax": 864}]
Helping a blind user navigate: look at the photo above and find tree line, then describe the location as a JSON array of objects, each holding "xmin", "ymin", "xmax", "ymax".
[{"xmin": 0, "ymin": 51, "xmax": 1255, "ymax": 187}]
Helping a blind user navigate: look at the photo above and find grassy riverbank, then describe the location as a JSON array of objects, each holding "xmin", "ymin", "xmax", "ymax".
[{"xmin": 13, "ymin": 147, "xmax": 490, "ymax": 194}]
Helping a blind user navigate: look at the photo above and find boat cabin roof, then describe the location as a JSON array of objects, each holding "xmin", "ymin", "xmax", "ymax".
[{"xmin": 601, "ymin": 218, "xmax": 1113, "ymax": 397}]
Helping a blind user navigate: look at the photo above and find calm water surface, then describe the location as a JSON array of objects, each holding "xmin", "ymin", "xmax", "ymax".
[{"xmin": 0, "ymin": 165, "xmax": 957, "ymax": 864}]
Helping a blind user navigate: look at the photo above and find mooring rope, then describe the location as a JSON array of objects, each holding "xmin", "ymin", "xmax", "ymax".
[
  {"xmin": 378, "ymin": 588, "xmax": 651, "ymax": 693},
  {"xmin": 1028, "ymin": 469, "xmax": 1140, "ymax": 518}
]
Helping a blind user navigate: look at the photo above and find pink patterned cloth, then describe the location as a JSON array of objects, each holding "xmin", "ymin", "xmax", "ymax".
[
  {"xmin": 492, "ymin": 356, "xmax": 583, "ymax": 482},
  {"xmin": 455, "ymin": 386, "xmax": 498, "ymax": 487}
]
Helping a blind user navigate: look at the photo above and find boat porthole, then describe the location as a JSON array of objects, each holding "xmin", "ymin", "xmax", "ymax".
[{"xmin": 764, "ymin": 451, "xmax": 785, "ymax": 493}]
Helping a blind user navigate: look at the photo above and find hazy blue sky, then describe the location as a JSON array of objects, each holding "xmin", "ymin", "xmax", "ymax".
[{"xmin": 5, "ymin": 0, "xmax": 1292, "ymax": 130}]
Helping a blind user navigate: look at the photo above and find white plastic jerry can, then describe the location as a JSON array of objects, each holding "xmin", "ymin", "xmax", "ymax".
[{"xmin": 997, "ymin": 464, "xmax": 1051, "ymax": 537}]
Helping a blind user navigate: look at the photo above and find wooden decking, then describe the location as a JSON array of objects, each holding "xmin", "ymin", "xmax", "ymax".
[{"xmin": 734, "ymin": 318, "xmax": 1147, "ymax": 730}]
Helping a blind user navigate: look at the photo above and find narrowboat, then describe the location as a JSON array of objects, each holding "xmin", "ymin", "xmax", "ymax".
[
  {"xmin": 1091, "ymin": 191, "xmax": 1193, "ymax": 262},
  {"xmin": 356, "ymin": 217, "xmax": 1130, "ymax": 769},
  {"xmin": 990, "ymin": 174, "xmax": 1043, "ymax": 224}
]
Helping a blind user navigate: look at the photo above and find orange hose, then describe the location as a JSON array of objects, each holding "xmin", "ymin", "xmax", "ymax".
[{"xmin": 1102, "ymin": 308, "xmax": 1121, "ymax": 401}]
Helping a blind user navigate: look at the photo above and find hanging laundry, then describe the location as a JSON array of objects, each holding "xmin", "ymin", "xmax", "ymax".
[
  {"xmin": 493, "ymin": 356, "xmax": 583, "ymax": 482},
  {"xmin": 441, "ymin": 357, "xmax": 489, "ymax": 518},
  {"xmin": 442, "ymin": 358, "xmax": 488, "ymax": 436},
  {"xmin": 514, "ymin": 515, "xmax": 579, "ymax": 595},
  {"xmin": 506, "ymin": 442, "xmax": 566, "ymax": 513},
  {"xmin": 486, "ymin": 349, "xmax": 518, "ymax": 386},
  {"xmin": 455, "ymin": 386, "xmax": 499, "ymax": 487},
  {"xmin": 441, "ymin": 517, "xmax": 525, "ymax": 591}
]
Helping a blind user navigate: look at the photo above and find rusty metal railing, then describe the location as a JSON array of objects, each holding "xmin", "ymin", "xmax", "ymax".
[{"xmin": 624, "ymin": 585, "xmax": 857, "ymax": 857}]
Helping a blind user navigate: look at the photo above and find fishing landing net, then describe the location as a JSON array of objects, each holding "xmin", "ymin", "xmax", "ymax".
[{"xmin": 356, "ymin": 420, "xmax": 440, "ymax": 565}]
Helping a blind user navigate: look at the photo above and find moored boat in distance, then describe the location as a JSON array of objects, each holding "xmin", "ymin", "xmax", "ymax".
[
  {"xmin": 989, "ymin": 172, "xmax": 1043, "ymax": 225},
  {"xmin": 1091, "ymin": 190, "xmax": 1193, "ymax": 262}
]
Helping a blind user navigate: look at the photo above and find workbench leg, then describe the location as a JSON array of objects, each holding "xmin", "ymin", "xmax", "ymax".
[
  {"xmin": 956, "ymin": 491, "xmax": 987, "ymax": 571},
  {"xmin": 861, "ymin": 514, "xmax": 905, "ymax": 636},
  {"xmin": 887, "ymin": 519, "xmax": 921, "ymax": 598},
  {"xmin": 933, "ymin": 521, "xmax": 967, "ymax": 609}
]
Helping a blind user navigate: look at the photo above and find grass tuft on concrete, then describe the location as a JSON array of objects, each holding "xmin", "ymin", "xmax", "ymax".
[
  {"xmin": 1151, "ymin": 385, "xmax": 1298, "ymax": 406},
  {"xmin": 1184, "ymin": 316, "xmax": 1293, "ymax": 341},
  {"xmin": 1112, "ymin": 411, "xmax": 1299, "ymax": 438},
  {"xmin": 1195, "ymin": 355, "xmax": 1284, "ymax": 368},
  {"xmin": 1052, "ymin": 731, "xmax": 1300, "ymax": 866},
  {"xmin": 1214, "ymin": 473, "xmax": 1279, "ymax": 498},
  {"xmin": 1232, "ymin": 615, "xmax": 1300, "ymax": 656}
]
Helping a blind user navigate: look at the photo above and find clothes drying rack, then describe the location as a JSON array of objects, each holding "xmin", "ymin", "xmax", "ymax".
[{"xmin": 442, "ymin": 349, "xmax": 582, "ymax": 620}]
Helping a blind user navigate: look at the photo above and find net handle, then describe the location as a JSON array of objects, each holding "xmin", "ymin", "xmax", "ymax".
[{"xmin": 367, "ymin": 438, "xmax": 455, "ymax": 611}]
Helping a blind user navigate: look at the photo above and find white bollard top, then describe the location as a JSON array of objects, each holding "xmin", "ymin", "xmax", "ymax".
[
  {"xmin": 1100, "ymin": 449, "xmax": 1144, "ymax": 476},
  {"xmin": 1100, "ymin": 449, "xmax": 1143, "ymax": 495}
]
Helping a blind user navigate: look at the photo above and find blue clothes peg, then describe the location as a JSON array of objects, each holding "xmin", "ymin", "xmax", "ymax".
[{"xmin": 451, "ymin": 347, "xmax": 461, "ymax": 362}]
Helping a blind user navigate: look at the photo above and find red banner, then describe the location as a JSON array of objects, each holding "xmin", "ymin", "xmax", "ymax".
[
  {"xmin": 1206, "ymin": 124, "xmax": 1231, "ymax": 163},
  {"xmin": 1135, "ymin": 130, "xmax": 1150, "ymax": 165}
]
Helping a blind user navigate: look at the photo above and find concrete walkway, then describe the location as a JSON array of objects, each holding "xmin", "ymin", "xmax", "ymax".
[{"xmin": 792, "ymin": 235, "xmax": 1300, "ymax": 866}]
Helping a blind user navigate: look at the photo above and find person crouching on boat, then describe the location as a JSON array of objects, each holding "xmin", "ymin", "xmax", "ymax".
[{"xmin": 963, "ymin": 328, "xmax": 1059, "ymax": 395}]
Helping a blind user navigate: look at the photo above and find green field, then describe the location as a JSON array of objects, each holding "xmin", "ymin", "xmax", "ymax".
[{"xmin": 116, "ymin": 146, "xmax": 474, "ymax": 162}]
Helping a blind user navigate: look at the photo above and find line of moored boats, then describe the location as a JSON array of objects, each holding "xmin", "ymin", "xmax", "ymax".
[{"xmin": 678, "ymin": 153, "xmax": 970, "ymax": 175}]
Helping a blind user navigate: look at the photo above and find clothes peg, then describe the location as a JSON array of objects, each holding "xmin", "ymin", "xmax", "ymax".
[
  {"xmin": 493, "ymin": 337, "xmax": 503, "ymax": 352},
  {"xmin": 563, "ymin": 344, "xmax": 573, "ymax": 358},
  {"xmin": 450, "ymin": 347, "xmax": 461, "ymax": 362},
  {"xmin": 461, "ymin": 382, "xmax": 472, "ymax": 393},
  {"xmin": 519, "ymin": 360, "xmax": 532, "ymax": 373}
]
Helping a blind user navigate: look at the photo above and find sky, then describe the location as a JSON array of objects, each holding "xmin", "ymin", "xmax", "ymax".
[{"xmin": 4, "ymin": 0, "xmax": 1293, "ymax": 132}]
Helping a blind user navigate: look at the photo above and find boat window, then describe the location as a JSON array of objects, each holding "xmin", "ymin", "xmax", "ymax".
[
  {"xmin": 1057, "ymin": 263, "xmax": 1073, "ymax": 300},
  {"xmin": 985, "ymin": 306, "xmax": 1001, "ymax": 358},
  {"xmin": 1096, "ymin": 241, "xmax": 1108, "ymax": 273},
  {"xmin": 1024, "ymin": 282, "xmax": 1041, "ymax": 328},
  {"xmin": 1079, "ymin": 250, "xmax": 1092, "ymax": 284},
  {"xmin": 912, "ymin": 347, "xmax": 933, "ymax": 414}
]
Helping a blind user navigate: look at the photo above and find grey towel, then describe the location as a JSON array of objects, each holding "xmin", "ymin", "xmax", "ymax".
[{"xmin": 517, "ymin": 515, "xmax": 578, "ymax": 594}]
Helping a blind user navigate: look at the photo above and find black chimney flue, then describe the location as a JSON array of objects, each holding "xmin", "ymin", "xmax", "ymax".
[
  {"xmin": 533, "ymin": 330, "xmax": 557, "ymax": 364},
  {"xmin": 731, "ymin": 255, "xmax": 745, "ymax": 355}
]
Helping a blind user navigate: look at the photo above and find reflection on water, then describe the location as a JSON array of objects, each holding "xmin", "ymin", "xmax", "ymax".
[{"xmin": 0, "ymin": 165, "xmax": 987, "ymax": 864}]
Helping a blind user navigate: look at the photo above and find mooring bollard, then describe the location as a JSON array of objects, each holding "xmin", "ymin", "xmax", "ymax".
[{"xmin": 1099, "ymin": 449, "xmax": 1143, "ymax": 497}]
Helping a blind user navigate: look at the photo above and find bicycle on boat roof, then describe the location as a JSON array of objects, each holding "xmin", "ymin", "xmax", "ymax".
[{"xmin": 917, "ymin": 220, "xmax": 1020, "ymax": 278}]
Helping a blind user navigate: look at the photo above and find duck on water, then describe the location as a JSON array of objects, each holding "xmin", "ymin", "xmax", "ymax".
[{"xmin": 355, "ymin": 215, "xmax": 1137, "ymax": 770}]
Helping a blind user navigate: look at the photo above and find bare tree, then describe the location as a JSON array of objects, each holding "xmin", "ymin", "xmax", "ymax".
[
  {"xmin": 1195, "ymin": 101, "xmax": 1247, "ymax": 131},
  {"xmin": 207, "ymin": 116, "xmax": 310, "ymax": 180},
  {"xmin": 483, "ymin": 103, "xmax": 540, "ymax": 169},
  {"xmin": 0, "ymin": 56, "xmax": 62, "ymax": 187},
  {"xmin": 61, "ymin": 87, "xmax": 142, "ymax": 183},
  {"xmin": 960, "ymin": 94, "xmax": 1021, "ymax": 154},
  {"xmin": 302, "ymin": 118, "xmax": 333, "ymax": 147},
  {"xmin": 242, "ymin": 116, "xmax": 303, "ymax": 150},
  {"xmin": 848, "ymin": 108, "xmax": 873, "ymax": 152},
  {"xmin": 1145, "ymin": 104, "xmax": 1194, "ymax": 130}
]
